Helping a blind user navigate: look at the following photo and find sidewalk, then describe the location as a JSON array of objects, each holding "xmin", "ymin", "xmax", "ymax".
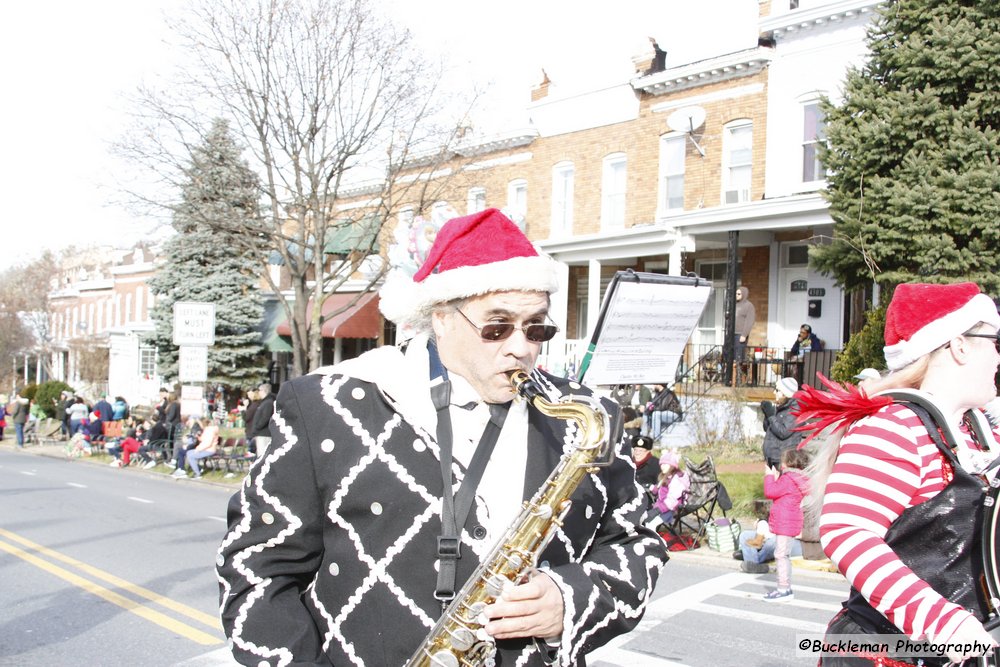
[
  {"xmin": 661, "ymin": 536, "xmax": 841, "ymax": 579},
  {"xmin": 0, "ymin": 433, "xmax": 241, "ymax": 489}
]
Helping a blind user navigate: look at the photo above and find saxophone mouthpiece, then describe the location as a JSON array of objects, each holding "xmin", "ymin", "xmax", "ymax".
[{"xmin": 507, "ymin": 369, "xmax": 543, "ymax": 401}]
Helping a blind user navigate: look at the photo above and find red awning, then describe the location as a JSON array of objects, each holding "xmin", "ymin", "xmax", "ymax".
[{"xmin": 275, "ymin": 292, "xmax": 381, "ymax": 339}]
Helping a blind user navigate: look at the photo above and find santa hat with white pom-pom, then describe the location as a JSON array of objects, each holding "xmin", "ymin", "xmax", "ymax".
[
  {"xmin": 883, "ymin": 282, "xmax": 1000, "ymax": 371},
  {"xmin": 378, "ymin": 208, "xmax": 560, "ymax": 330}
]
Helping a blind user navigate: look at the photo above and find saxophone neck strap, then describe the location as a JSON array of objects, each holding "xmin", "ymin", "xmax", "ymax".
[{"xmin": 429, "ymin": 340, "xmax": 509, "ymax": 609}]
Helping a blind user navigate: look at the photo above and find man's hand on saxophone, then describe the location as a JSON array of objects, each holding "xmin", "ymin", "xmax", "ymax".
[{"xmin": 483, "ymin": 570, "xmax": 564, "ymax": 640}]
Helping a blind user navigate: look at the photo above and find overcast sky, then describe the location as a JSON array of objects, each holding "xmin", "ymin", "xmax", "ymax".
[{"xmin": 0, "ymin": 0, "xmax": 757, "ymax": 273}]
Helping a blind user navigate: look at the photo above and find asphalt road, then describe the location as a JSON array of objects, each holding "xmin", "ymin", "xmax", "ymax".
[
  {"xmin": 0, "ymin": 446, "xmax": 237, "ymax": 666},
  {"xmin": 0, "ymin": 444, "xmax": 850, "ymax": 666}
]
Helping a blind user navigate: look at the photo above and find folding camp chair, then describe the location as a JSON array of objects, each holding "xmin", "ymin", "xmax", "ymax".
[{"xmin": 667, "ymin": 455, "xmax": 732, "ymax": 545}]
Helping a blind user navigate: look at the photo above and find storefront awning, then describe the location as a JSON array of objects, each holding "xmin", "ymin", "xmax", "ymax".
[
  {"xmin": 275, "ymin": 292, "xmax": 381, "ymax": 339},
  {"xmin": 260, "ymin": 299, "xmax": 294, "ymax": 352}
]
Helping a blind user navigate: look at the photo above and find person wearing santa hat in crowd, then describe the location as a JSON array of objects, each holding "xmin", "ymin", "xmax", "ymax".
[
  {"xmin": 216, "ymin": 208, "xmax": 668, "ymax": 666},
  {"xmin": 796, "ymin": 282, "xmax": 1000, "ymax": 665}
]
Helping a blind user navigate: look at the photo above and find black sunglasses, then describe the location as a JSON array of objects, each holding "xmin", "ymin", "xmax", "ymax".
[
  {"xmin": 965, "ymin": 332, "xmax": 1000, "ymax": 352},
  {"xmin": 455, "ymin": 309, "xmax": 559, "ymax": 343}
]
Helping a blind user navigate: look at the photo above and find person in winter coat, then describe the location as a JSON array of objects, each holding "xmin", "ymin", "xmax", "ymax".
[
  {"xmin": 761, "ymin": 376, "xmax": 805, "ymax": 467},
  {"xmin": 789, "ymin": 323, "xmax": 823, "ymax": 358},
  {"xmin": 112, "ymin": 396, "xmax": 129, "ymax": 421},
  {"xmin": 216, "ymin": 208, "xmax": 667, "ymax": 666},
  {"xmin": 66, "ymin": 397, "xmax": 89, "ymax": 435},
  {"xmin": 248, "ymin": 382, "xmax": 275, "ymax": 455},
  {"xmin": 762, "ymin": 447, "xmax": 809, "ymax": 602},
  {"xmin": 630, "ymin": 435, "xmax": 660, "ymax": 491},
  {"xmin": 650, "ymin": 450, "xmax": 690, "ymax": 527},
  {"xmin": 642, "ymin": 384, "xmax": 682, "ymax": 442},
  {"xmin": 733, "ymin": 285, "xmax": 756, "ymax": 362},
  {"xmin": 10, "ymin": 393, "xmax": 30, "ymax": 447},
  {"xmin": 93, "ymin": 395, "xmax": 114, "ymax": 427}
]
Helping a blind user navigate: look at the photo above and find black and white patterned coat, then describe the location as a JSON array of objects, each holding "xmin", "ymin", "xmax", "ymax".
[{"xmin": 217, "ymin": 338, "xmax": 668, "ymax": 666}]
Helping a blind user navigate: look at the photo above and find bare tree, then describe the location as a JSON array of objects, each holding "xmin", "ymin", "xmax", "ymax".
[
  {"xmin": 0, "ymin": 252, "xmax": 58, "ymax": 385},
  {"xmin": 119, "ymin": 0, "xmax": 475, "ymax": 376}
]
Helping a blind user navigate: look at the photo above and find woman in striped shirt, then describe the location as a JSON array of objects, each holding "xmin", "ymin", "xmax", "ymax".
[{"xmin": 800, "ymin": 282, "xmax": 1000, "ymax": 666}]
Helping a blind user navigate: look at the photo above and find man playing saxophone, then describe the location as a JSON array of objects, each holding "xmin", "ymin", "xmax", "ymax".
[{"xmin": 216, "ymin": 208, "xmax": 669, "ymax": 666}]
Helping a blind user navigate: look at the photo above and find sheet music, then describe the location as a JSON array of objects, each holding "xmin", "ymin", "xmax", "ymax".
[{"xmin": 583, "ymin": 278, "xmax": 711, "ymax": 385}]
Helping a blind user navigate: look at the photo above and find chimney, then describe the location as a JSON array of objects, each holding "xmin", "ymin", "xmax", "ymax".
[
  {"xmin": 632, "ymin": 38, "xmax": 667, "ymax": 76},
  {"xmin": 531, "ymin": 69, "xmax": 551, "ymax": 102}
]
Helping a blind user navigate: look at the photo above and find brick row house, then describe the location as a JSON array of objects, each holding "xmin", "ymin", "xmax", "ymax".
[
  {"xmin": 42, "ymin": 0, "xmax": 882, "ymax": 397},
  {"xmin": 47, "ymin": 245, "xmax": 160, "ymax": 404},
  {"xmin": 346, "ymin": 0, "xmax": 883, "ymax": 382}
]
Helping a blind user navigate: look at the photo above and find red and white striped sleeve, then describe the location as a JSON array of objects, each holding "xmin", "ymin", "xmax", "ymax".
[{"xmin": 819, "ymin": 404, "xmax": 976, "ymax": 642}]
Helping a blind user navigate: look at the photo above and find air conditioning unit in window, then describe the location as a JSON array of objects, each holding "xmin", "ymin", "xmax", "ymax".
[{"xmin": 724, "ymin": 189, "xmax": 750, "ymax": 204}]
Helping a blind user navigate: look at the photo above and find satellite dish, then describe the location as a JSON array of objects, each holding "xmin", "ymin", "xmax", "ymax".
[
  {"xmin": 666, "ymin": 105, "xmax": 706, "ymax": 133},
  {"xmin": 665, "ymin": 105, "xmax": 707, "ymax": 157}
]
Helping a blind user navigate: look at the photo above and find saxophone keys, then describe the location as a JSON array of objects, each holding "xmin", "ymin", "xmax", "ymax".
[
  {"xmin": 485, "ymin": 574, "xmax": 507, "ymax": 598},
  {"xmin": 532, "ymin": 503, "xmax": 553, "ymax": 519},
  {"xmin": 448, "ymin": 628, "xmax": 476, "ymax": 652},
  {"xmin": 429, "ymin": 649, "xmax": 459, "ymax": 667}
]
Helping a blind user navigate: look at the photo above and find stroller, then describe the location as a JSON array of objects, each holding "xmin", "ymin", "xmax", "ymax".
[{"xmin": 22, "ymin": 418, "xmax": 40, "ymax": 446}]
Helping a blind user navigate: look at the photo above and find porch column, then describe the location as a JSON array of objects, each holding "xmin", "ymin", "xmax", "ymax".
[
  {"xmin": 668, "ymin": 244, "xmax": 683, "ymax": 276},
  {"xmin": 587, "ymin": 259, "xmax": 602, "ymax": 340},
  {"xmin": 723, "ymin": 230, "xmax": 740, "ymax": 385},
  {"xmin": 333, "ymin": 338, "xmax": 343, "ymax": 365}
]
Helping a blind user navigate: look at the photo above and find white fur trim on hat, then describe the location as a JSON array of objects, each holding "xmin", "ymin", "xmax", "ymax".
[
  {"xmin": 379, "ymin": 254, "xmax": 560, "ymax": 328},
  {"xmin": 884, "ymin": 293, "xmax": 1000, "ymax": 371}
]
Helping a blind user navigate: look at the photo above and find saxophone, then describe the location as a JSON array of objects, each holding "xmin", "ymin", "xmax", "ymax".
[{"xmin": 405, "ymin": 369, "xmax": 613, "ymax": 667}]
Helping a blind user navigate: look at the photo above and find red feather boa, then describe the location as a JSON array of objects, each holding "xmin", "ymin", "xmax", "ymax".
[{"xmin": 793, "ymin": 373, "xmax": 894, "ymax": 448}]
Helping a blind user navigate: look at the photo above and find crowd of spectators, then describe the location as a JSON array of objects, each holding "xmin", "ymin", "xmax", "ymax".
[{"xmin": 3, "ymin": 383, "xmax": 278, "ymax": 480}]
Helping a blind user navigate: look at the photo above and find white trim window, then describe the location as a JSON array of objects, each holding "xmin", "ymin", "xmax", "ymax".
[
  {"xmin": 467, "ymin": 187, "xmax": 486, "ymax": 214},
  {"xmin": 550, "ymin": 161, "xmax": 574, "ymax": 237},
  {"xmin": 659, "ymin": 134, "xmax": 686, "ymax": 214},
  {"xmin": 723, "ymin": 120, "xmax": 753, "ymax": 205},
  {"xmin": 507, "ymin": 179, "xmax": 527, "ymax": 229},
  {"xmin": 139, "ymin": 345, "xmax": 157, "ymax": 379},
  {"xmin": 600, "ymin": 153, "xmax": 627, "ymax": 230},
  {"xmin": 802, "ymin": 102, "xmax": 827, "ymax": 183}
]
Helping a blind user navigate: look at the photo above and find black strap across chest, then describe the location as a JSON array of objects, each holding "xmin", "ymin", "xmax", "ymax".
[{"xmin": 428, "ymin": 345, "xmax": 509, "ymax": 608}]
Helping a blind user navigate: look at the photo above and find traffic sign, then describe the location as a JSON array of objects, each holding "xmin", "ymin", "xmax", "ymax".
[
  {"xmin": 178, "ymin": 345, "xmax": 209, "ymax": 383},
  {"xmin": 173, "ymin": 302, "xmax": 216, "ymax": 346}
]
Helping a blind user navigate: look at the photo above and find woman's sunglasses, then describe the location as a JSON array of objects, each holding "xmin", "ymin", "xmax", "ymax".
[
  {"xmin": 455, "ymin": 309, "xmax": 559, "ymax": 343},
  {"xmin": 965, "ymin": 332, "xmax": 1000, "ymax": 352}
]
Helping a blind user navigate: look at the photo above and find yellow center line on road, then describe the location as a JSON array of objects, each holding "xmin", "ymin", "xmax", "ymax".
[{"xmin": 0, "ymin": 528, "xmax": 222, "ymax": 646}]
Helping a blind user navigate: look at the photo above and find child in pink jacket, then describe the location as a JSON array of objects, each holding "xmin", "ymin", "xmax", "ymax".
[
  {"xmin": 652, "ymin": 450, "xmax": 690, "ymax": 526},
  {"xmin": 762, "ymin": 447, "xmax": 810, "ymax": 602}
]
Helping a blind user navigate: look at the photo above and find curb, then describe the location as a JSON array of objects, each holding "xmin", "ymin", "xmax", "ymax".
[
  {"xmin": 665, "ymin": 543, "xmax": 843, "ymax": 580},
  {"xmin": 1, "ymin": 439, "xmax": 243, "ymax": 490}
]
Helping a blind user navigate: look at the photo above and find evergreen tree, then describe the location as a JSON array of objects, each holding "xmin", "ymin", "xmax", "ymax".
[
  {"xmin": 148, "ymin": 118, "xmax": 268, "ymax": 388},
  {"xmin": 813, "ymin": 0, "xmax": 1000, "ymax": 296}
]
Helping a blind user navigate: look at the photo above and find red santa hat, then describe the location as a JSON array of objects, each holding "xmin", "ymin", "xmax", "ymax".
[
  {"xmin": 883, "ymin": 282, "xmax": 1000, "ymax": 371},
  {"xmin": 379, "ymin": 208, "xmax": 560, "ymax": 328}
]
